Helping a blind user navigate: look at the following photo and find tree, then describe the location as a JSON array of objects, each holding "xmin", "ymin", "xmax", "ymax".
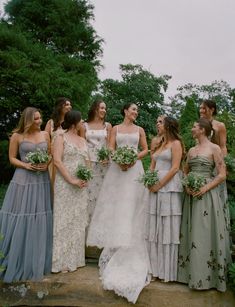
[
  {"xmin": 0, "ymin": 0, "xmax": 103, "ymax": 138},
  {"xmin": 170, "ymin": 80, "xmax": 235, "ymax": 119},
  {"xmin": 99, "ymin": 64, "xmax": 171, "ymax": 137}
]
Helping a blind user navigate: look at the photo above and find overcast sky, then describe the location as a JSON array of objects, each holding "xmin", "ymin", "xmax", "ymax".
[{"xmin": 1, "ymin": 0, "xmax": 235, "ymax": 101}]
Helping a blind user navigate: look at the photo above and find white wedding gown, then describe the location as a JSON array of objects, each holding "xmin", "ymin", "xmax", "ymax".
[{"xmin": 87, "ymin": 129, "xmax": 151, "ymax": 303}]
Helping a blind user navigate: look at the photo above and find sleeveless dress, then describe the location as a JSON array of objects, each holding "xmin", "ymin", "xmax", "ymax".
[
  {"xmin": 52, "ymin": 135, "xmax": 89, "ymax": 272},
  {"xmin": 84, "ymin": 122, "xmax": 109, "ymax": 221},
  {"xmin": 0, "ymin": 141, "xmax": 53, "ymax": 282},
  {"xmin": 87, "ymin": 129, "xmax": 151, "ymax": 303},
  {"xmin": 177, "ymin": 156, "xmax": 231, "ymax": 291},
  {"xmin": 145, "ymin": 148, "xmax": 183, "ymax": 281}
]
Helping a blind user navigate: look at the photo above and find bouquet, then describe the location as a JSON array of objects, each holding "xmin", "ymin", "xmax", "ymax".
[
  {"xmin": 138, "ymin": 170, "xmax": 159, "ymax": 187},
  {"xmin": 96, "ymin": 146, "xmax": 111, "ymax": 162},
  {"xmin": 76, "ymin": 164, "xmax": 93, "ymax": 181},
  {"xmin": 181, "ymin": 172, "xmax": 206, "ymax": 199},
  {"xmin": 26, "ymin": 149, "xmax": 50, "ymax": 164},
  {"xmin": 111, "ymin": 146, "xmax": 138, "ymax": 165}
]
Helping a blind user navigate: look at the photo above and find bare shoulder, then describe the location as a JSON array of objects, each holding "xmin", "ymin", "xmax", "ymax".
[
  {"xmin": 210, "ymin": 141, "xmax": 221, "ymax": 152},
  {"xmin": 213, "ymin": 119, "xmax": 226, "ymax": 129},
  {"xmin": 10, "ymin": 132, "xmax": 21, "ymax": 143},
  {"xmin": 171, "ymin": 139, "xmax": 182, "ymax": 149},
  {"xmin": 138, "ymin": 126, "xmax": 145, "ymax": 135}
]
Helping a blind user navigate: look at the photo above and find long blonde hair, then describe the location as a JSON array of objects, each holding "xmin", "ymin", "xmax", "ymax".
[{"xmin": 13, "ymin": 107, "xmax": 40, "ymax": 134}]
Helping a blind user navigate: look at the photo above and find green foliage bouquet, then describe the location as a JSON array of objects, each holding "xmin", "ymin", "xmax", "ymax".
[
  {"xmin": 26, "ymin": 149, "xmax": 50, "ymax": 164},
  {"xmin": 76, "ymin": 164, "xmax": 93, "ymax": 181},
  {"xmin": 111, "ymin": 146, "xmax": 138, "ymax": 166},
  {"xmin": 181, "ymin": 172, "xmax": 206, "ymax": 199},
  {"xmin": 138, "ymin": 170, "xmax": 159, "ymax": 187},
  {"xmin": 96, "ymin": 146, "xmax": 111, "ymax": 162}
]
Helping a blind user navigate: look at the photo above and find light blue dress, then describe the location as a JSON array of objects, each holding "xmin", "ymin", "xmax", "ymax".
[{"xmin": 0, "ymin": 141, "xmax": 53, "ymax": 282}]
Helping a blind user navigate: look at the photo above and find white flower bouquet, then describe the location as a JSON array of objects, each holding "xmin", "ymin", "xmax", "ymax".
[
  {"xmin": 76, "ymin": 164, "xmax": 93, "ymax": 181},
  {"xmin": 138, "ymin": 170, "xmax": 159, "ymax": 187},
  {"xmin": 26, "ymin": 149, "xmax": 50, "ymax": 164},
  {"xmin": 181, "ymin": 172, "xmax": 206, "ymax": 199},
  {"xmin": 111, "ymin": 146, "xmax": 138, "ymax": 166}
]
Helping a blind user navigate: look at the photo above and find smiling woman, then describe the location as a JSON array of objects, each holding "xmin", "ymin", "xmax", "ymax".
[{"xmin": 0, "ymin": 107, "xmax": 53, "ymax": 283}]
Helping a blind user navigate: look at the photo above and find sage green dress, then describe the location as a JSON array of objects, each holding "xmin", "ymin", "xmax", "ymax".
[{"xmin": 177, "ymin": 156, "xmax": 231, "ymax": 292}]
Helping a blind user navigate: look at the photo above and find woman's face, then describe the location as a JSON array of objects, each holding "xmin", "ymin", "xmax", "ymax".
[
  {"xmin": 199, "ymin": 103, "xmax": 213, "ymax": 119},
  {"xmin": 125, "ymin": 104, "xmax": 138, "ymax": 121},
  {"xmin": 156, "ymin": 116, "xmax": 165, "ymax": 135},
  {"xmin": 62, "ymin": 100, "xmax": 72, "ymax": 114},
  {"xmin": 191, "ymin": 122, "xmax": 201, "ymax": 139},
  {"xmin": 96, "ymin": 102, "xmax": 106, "ymax": 119},
  {"xmin": 33, "ymin": 111, "xmax": 42, "ymax": 130}
]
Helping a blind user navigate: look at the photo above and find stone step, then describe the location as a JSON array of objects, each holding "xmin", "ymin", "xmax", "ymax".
[{"xmin": 0, "ymin": 265, "xmax": 234, "ymax": 307}]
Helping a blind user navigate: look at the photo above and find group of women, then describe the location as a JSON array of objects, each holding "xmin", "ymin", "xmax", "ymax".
[{"xmin": 0, "ymin": 98, "xmax": 231, "ymax": 303}]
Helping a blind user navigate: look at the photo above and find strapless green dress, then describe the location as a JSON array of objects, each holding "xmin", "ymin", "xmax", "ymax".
[{"xmin": 177, "ymin": 156, "xmax": 231, "ymax": 292}]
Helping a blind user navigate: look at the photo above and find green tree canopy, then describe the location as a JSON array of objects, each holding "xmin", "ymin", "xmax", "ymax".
[
  {"xmin": 0, "ymin": 0, "xmax": 102, "ymax": 138},
  {"xmin": 98, "ymin": 64, "xmax": 171, "ymax": 138}
]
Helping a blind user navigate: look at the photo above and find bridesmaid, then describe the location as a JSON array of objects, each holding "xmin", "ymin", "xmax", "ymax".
[
  {"xmin": 0, "ymin": 107, "xmax": 52, "ymax": 282},
  {"xmin": 146, "ymin": 116, "xmax": 184, "ymax": 282},
  {"xmin": 150, "ymin": 115, "xmax": 166, "ymax": 158},
  {"xmin": 83, "ymin": 99, "xmax": 112, "ymax": 222},
  {"xmin": 52, "ymin": 110, "xmax": 89, "ymax": 273},
  {"xmin": 178, "ymin": 118, "xmax": 231, "ymax": 291},
  {"xmin": 45, "ymin": 97, "xmax": 72, "ymax": 185}
]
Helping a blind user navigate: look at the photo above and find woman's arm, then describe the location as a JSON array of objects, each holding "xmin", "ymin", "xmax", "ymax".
[
  {"xmin": 44, "ymin": 119, "xmax": 52, "ymax": 137},
  {"xmin": 138, "ymin": 127, "xmax": 148, "ymax": 160},
  {"xmin": 149, "ymin": 140, "xmax": 182, "ymax": 193},
  {"xmin": 106, "ymin": 122, "xmax": 112, "ymax": 146},
  {"xmin": 109, "ymin": 126, "xmax": 117, "ymax": 151}
]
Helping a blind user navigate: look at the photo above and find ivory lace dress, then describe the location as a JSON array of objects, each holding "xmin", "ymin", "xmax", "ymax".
[{"xmin": 52, "ymin": 135, "xmax": 89, "ymax": 272}]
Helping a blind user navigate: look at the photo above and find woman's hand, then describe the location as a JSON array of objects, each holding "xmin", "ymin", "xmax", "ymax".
[
  {"xmin": 192, "ymin": 186, "xmax": 208, "ymax": 198},
  {"xmin": 148, "ymin": 181, "xmax": 161, "ymax": 193},
  {"xmin": 118, "ymin": 162, "xmax": 135, "ymax": 171},
  {"xmin": 71, "ymin": 178, "xmax": 88, "ymax": 188},
  {"xmin": 24, "ymin": 162, "xmax": 48, "ymax": 172}
]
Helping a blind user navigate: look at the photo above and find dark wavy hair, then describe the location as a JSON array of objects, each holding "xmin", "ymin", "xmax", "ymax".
[
  {"xmin": 62, "ymin": 110, "xmax": 81, "ymax": 130},
  {"xmin": 87, "ymin": 99, "xmax": 105, "ymax": 123},
  {"xmin": 51, "ymin": 97, "xmax": 72, "ymax": 131},
  {"xmin": 201, "ymin": 99, "xmax": 217, "ymax": 116},
  {"xmin": 121, "ymin": 103, "xmax": 136, "ymax": 117},
  {"xmin": 163, "ymin": 116, "xmax": 186, "ymax": 157},
  {"xmin": 196, "ymin": 118, "xmax": 213, "ymax": 137}
]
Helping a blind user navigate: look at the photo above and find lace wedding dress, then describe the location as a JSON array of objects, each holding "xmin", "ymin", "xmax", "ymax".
[
  {"xmin": 87, "ymin": 129, "xmax": 151, "ymax": 303},
  {"xmin": 52, "ymin": 135, "xmax": 89, "ymax": 272}
]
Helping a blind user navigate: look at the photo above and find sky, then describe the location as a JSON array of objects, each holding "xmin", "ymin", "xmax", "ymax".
[{"xmin": 1, "ymin": 0, "xmax": 235, "ymax": 101}]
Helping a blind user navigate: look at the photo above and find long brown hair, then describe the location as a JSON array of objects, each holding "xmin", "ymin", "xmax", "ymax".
[
  {"xmin": 51, "ymin": 97, "xmax": 71, "ymax": 131},
  {"xmin": 13, "ymin": 107, "xmax": 40, "ymax": 134},
  {"xmin": 87, "ymin": 99, "xmax": 105, "ymax": 123}
]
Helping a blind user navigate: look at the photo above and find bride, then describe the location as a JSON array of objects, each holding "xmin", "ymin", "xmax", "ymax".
[{"xmin": 87, "ymin": 103, "xmax": 151, "ymax": 303}]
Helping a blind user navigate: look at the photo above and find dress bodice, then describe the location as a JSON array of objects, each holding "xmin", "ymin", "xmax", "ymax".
[
  {"xmin": 188, "ymin": 156, "xmax": 215, "ymax": 178},
  {"xmin": 19, "ymin": 141, "xmax": 48, "ymax": 163},
  {"xmin": 116, "ymin": 129, "xmax": 139, "ymax": 150},
  {"xmin": 62, "ymin": 135, "xmax": 89, "ymax": 176},
  {"xmin": 153, "ymin": 148, "xmax": 183, "ymax": 192},
  {"xmin": 85, "ymin": 123, "xmax": 108, "ymax": 162}
]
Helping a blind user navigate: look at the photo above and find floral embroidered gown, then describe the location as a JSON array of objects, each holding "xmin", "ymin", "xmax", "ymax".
[
  {"xmin": 52, "ymin": 135, "xmax": 89, "ymax": 272},
  {"xmin": 177, "ymin": 156, "xmax": 231, "ymax": 291}
]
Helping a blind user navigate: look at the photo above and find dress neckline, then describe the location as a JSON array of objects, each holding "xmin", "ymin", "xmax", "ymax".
[
  {"xmin": 20, "ymin": 140, "xmax": 47, "ymax": 146},
  {"xmin": 190, "ymin": 155, "xmax": 214, "ymax": 163}
]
